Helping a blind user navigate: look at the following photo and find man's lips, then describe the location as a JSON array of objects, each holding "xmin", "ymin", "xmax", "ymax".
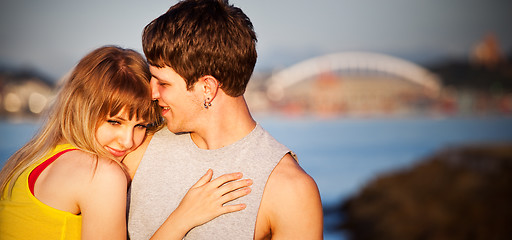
[{"xmin": 160, "ymin": 106, "xmax": 170, "ymax": 115}]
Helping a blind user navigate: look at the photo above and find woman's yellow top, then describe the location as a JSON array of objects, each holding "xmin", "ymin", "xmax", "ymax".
[{"xmin": 0, "ymin": 144, "xmax": 82, "ymax": 240}]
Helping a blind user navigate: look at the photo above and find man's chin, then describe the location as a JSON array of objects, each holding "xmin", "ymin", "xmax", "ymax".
[
  {"xmin": 166, "ymin": 122, "xmax": 185, "ymax": 134},
  {"xmin": 166, "ymin": 123, "xmax": 176, "ymax": 132}
]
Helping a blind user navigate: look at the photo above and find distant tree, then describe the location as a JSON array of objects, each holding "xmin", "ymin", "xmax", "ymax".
[
  {"xmin": 428, "ymin": 61, "xmax": 512, "ymax": 91},
  {"xmin": 333, "ymin": 144, "xmax": 512, "ymax": 240}
]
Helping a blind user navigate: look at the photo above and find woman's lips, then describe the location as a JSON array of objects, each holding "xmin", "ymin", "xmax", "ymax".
[{"xmin": 106, "ymin": 146, "xmax": 127, "ymax": 157}]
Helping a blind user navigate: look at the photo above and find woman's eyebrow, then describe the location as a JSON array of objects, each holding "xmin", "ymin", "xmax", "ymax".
[{"xmin": 110, "ymin": 115, "xmax": 128, "ymax": 121}]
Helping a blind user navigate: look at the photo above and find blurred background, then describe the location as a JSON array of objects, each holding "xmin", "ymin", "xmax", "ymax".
[{"xmin": 1, "ymin": 0, "xmax": 512, "ymax": 239}]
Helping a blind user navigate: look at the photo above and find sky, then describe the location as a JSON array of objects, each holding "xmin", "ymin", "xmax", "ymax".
[{"xmin": 1, "ymin": 0, "xmax": 511, "ymax": 80}]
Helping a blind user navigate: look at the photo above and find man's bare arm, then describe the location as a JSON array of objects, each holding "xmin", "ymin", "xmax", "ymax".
[{"xmin": 256, "ymin": 154, "xmax": 324, "ymax": 239}]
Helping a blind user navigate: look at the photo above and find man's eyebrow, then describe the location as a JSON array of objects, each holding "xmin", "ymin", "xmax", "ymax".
[{"xmin": 152, "ymin": 75, "xmax": 171, "ymax": 84}]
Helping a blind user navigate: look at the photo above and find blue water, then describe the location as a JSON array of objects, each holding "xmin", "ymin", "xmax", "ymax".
[
  {"xmin": 2, "ymin": 115, "xmax": 512, "ymax": 239},
  {"xmin": 0, "ymin": 120, "xmax": 41, "ymax": 162},
  {"xmin": 257, "ymin": 115, "xmax": 512, "ymax": 204}
]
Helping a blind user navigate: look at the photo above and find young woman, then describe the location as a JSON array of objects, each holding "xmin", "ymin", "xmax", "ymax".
[{"xmin": 0, "ymin": 46, "xmax": 252, "ymax": 240}]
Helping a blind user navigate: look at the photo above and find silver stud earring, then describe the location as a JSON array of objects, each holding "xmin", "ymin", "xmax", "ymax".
[{"xmin": 203, "ymin": 98, "xmax": 212, "ymax": 109}]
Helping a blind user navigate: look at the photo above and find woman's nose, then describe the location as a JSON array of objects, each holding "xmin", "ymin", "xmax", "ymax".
[{"xmin": 118, "ymin": 128, "xmax": 134, "ymax": 149}]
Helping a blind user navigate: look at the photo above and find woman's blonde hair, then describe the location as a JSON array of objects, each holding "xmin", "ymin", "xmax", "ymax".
[{"xmin": 0, "ymin": 45, "xmax": 161, "ymax": 196}]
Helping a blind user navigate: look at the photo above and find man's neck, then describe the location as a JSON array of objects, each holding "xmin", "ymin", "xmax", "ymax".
[{"xmin": 190, "ymin": 96, "xmax": 256, "ymax": 150}]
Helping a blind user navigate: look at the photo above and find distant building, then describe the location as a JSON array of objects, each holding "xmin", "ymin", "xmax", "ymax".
[
  {"xmin": 471, "ymin": 33, "xmax": 504, "ymax": 69},
  {"xmin": 0, "ymin": 68, "xmax": 55, "ymax": 119},
  {"xmin": 246, "ymin": 52, "xmax": 441, "ymax": 117}
]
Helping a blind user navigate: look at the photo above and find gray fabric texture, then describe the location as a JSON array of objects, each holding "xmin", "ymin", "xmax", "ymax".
[{"xmin": 128, "ymin": 124, "xmax": 291, "ymax": 239}]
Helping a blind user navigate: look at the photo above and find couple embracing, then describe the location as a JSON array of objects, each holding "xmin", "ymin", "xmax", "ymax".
[{"xmin": 0, "ymin": 1, "xmax": 323, "ymax": 239}]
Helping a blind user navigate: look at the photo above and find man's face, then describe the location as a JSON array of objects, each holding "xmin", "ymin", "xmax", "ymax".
[{"xmin": 149, "ymin": 65, "xmax": 203, "ymax": 133}]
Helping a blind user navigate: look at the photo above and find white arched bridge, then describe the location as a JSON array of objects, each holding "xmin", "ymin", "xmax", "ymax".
[{"xmin": 266, "ymin": 51, "xmax": 441, "ymax": 101}]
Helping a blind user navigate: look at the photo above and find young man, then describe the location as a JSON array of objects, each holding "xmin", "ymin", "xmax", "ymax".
[{"xmin": 125, "ymin": 0, "xmax": 323, "ymax": 239}]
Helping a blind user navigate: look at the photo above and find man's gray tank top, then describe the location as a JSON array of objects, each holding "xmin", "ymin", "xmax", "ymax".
[{"xmin": 128, "ymin": 124, "xmax": 292, "ymax": 239}]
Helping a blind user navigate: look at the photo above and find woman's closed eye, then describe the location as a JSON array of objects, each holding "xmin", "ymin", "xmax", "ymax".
[{"xmin": 107, "ymin": 120, "xmax": 120, "ymax": 126}]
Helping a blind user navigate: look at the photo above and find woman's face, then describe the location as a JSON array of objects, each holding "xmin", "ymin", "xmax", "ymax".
[{"xmin": 95, "ymin": 109, "xmax": 148, "ymax": 161}]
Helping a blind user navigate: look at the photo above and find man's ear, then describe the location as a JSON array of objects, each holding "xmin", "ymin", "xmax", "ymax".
[{"xmin": 199, "ymin": 75, "xmax": 219, "ymax": 102}]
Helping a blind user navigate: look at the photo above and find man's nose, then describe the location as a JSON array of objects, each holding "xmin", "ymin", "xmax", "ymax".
[{"xmin": 150, "ymin": 78, "xmax": 160, "ymax": 100}]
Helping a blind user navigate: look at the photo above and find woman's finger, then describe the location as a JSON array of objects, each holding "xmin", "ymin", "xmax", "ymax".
[
  {"xmin": 209, "ymin": 172, "xmax": 243, "ymax": 188},
  {"xmin": 220, "ymin": 186, "xmax": 252, "ymax": 204},
  {"xmin": 190, "ymin": 169, "xmax": 214, "ymax": 188},
  {"xmin": 218, "ymin": 179, "xmax": 253, "ymax": 196},
  {"xmin": 219, "ymin": 203, "xmax": 247, "ymax": 215}
]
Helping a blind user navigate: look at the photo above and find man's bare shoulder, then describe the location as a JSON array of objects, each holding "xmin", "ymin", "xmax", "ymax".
[
  {"xmin": 255, "ymin": 153, "xmax": 323, "ymax": 239},
  {"xmin": 269, "ymin": 154, "xmax": 317, "ymax": 190},
  {"xmin": 123, "ymin": 134, "xmax": 153, "ymax": 179}
]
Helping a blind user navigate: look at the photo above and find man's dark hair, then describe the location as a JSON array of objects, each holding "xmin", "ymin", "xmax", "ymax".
[{"xmin": 142, "ymin": 0, "xmax": 257, "ymax": 97}]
